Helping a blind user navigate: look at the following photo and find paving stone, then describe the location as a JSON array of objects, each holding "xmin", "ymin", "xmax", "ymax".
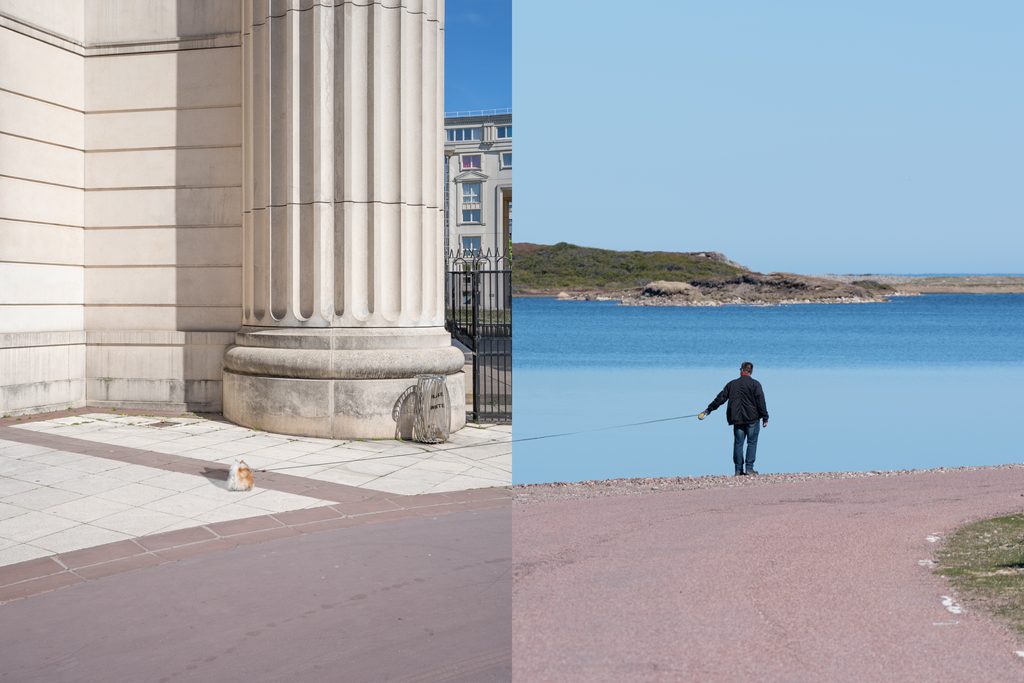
[
  {"xmin": 0, "ymin": 511, "xmax": 80, "ymax": 543},
  {"xmin": 0, "ymin": 570, "xmax": 82, "ymax": 604},
  {"xmin": 97, "ymin": 483, "xmax": 179, "ymax": 507},
  {"xmin": 0, "ymin": 479, "xmax": 41, "ymax": 498},
  {"xmin": 0, "ymin": 411, "xmax": 510, "ymax": 578},
  {"xmin": 51, "ymin": 475, "xmax": 125, "ymax": 496},
  {"xmin": 0, "ymin": 556, "xmax": 64, "ymax": 586},
  {"xmin": 2, "ymin": 486, "xmax": 84, "ymax": 512},
  {"xmin": 226, "ymin": 525, "xmax": 302, "ymax": 547},
  {"xmin": 73, "ymin": 553, "xmax": 164, "ymax": 580},
  {"xmin": 136, "ymin": 526, "xmax": 218, "ymax": 552},
  {"xmin": 0, "ymin": 544, "xmax": 52, "ymax": 567},
  {"xmin": 142, "ymin": 472, "xmax": 209, "ymax": 493},
  {"xmin": 31, "ymin": 525, "xmax": 132, "ymax": 554},
  {"xmin": 243, "ymin": 490, "xmax": 326, "ymax": 513},
  {"xmin": 91, "ymin": 508, "xmax": 193, "ymax": 537},
  {"xmin": 271, "ymin": 506, "xmax": 342, "ymax": 526},
  {"xmin": 43, "ymin": 496, "xmax": 133, "ymax": 523},
  {"xmin": 102, "ymin": 464, "xmax": 165, "ymax": 483},
  {"xmin": 154, "ymin": 538, "xmax": 234, "ymax": 562},
  {"xmin": 194, "ymin": 504, "xmax": 273, "ymax": 524},
  {"xmin": 331, "ymin": 498, "xmax": 404, "ymax": 516},
  {"xmin": 143, "ymin": 492, "xmax": 227, "ymax": 519},
  {"xmin": 57, "ymin": 539, "xmax": 147, "ymax": 569}
]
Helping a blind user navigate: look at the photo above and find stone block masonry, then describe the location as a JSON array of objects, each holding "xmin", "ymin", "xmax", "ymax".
[
  {"xmin": 0, "ymin": 1, "xmax": 464, "ymax": 436},
  {"xmin": 0, "ymin": 1, "xmax": 241, "ymax": 415}
]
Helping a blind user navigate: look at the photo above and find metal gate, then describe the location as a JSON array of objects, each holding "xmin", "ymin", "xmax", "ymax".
[{"xmin": 445, "ymin": 250, "xmax": 511, "ymax": 423}]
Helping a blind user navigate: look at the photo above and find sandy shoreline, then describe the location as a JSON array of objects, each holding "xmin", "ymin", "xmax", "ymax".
[{"xmin": 514, "ymin": 462, "xmax": 1024, "ymax": 504}]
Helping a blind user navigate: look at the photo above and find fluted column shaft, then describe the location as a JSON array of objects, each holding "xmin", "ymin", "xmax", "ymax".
[
  {"xmin": 241, "ymin": 0, "xmax": 444, "ymax": 328},
  {"xmin": 226, "ymin": 0, "xmax": 462, "ymax": 439}
]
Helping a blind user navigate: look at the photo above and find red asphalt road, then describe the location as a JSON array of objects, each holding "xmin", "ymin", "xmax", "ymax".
[
  {"xmin": 514, "ymin": 468, "xmax": 1024, "ymax": 682},
  {"xmin": 0, "ymin": 507, "xmax": 510, "ymax": 683}
]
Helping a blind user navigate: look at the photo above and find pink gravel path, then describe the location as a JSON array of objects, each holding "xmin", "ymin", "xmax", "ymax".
[{"xmin": 513, "ymin": 467, "xmax": 1024, "ymax": 682}]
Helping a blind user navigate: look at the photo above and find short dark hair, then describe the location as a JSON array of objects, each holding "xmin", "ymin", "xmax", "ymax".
[{"xmin": 740, "ymin": 362, "xmax": 754, "ymax": 373}]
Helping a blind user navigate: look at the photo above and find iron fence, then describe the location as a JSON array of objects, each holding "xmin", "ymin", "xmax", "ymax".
[{"xmin": 446, "ymin": 249, "xmax": 511, "ymax": 423}]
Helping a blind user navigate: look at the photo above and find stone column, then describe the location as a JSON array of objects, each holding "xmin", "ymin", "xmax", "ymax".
[{"xmin": 223, "ymin": 0, "xmax": 465, "ymax": 438}]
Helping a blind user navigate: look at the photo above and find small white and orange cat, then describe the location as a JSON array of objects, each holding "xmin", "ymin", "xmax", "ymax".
[{"xmin": 227, "ymin": 458, "xmax": 255, "ymax": 491}]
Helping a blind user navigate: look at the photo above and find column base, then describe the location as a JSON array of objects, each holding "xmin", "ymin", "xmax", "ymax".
[{"xmin": 222, "ymin": 327, "xmax": 466, "ymax": 439}]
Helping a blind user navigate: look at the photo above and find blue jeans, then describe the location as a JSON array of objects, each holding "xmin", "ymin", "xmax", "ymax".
[{"xmin": 733, "ymin": 421, "xmax": 760, "ymax": 473}]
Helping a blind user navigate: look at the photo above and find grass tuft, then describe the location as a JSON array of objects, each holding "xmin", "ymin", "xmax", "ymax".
[{"xmin": 936, "ymin": 513, "xmax": 1024, "ymax": 633}]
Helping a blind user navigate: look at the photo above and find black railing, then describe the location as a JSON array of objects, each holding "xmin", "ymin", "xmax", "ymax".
[{"xmin": 446, "ymin": 249, "xmax": 511, "ymax": 423}]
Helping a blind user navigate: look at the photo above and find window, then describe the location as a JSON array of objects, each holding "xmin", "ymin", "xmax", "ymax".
[
  {"xmin": 462, "ymin": 182, "xmax": 481, "ymax": 204},
  {"xmin": 500, "ymin": 152, "xmax": 512, "ymax": 168},
  {"xmin": 461, "ymin": 236, "xmax": 481, "ymax": 253},
  {"xmin": 447, "ymin": 127, "xmax": 481, "ymax": 142},
  {"xmin": 461, "ymin": 154, "xmax": 481, "ymax": 170},
  {"xmin": 461, "ymin": 181, "xmax": 481, "ymax": 224},
  {"xmin": 496, "ymin": 125, "xmax": 512, "ymax": 139}
]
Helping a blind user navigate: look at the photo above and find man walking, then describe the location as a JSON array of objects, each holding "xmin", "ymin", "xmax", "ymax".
[{"xmin": 699, "ymin": 362, "xmax": 769, "ymax": 476}]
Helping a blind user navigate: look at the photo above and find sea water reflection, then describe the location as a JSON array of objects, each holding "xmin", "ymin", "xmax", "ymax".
[{"xmin": 513, "ymin": 296, "xmax": 1024, "ymax": 484}]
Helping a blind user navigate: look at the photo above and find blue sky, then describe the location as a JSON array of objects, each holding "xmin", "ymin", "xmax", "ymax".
[
  {"xmin": 444, "ymin": 0, "xmax": 511, "ymax": 113},
  {"xmin": 512, "ymin": 2, "xmax": 1024, "ymax": 274}
]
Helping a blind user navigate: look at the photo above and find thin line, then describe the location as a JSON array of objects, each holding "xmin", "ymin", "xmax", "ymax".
[
  {"xmin": 0, "ymin": 130, "xmax": 83, "ymax": 152},
  {"xmin": 84, "ymin": 343, "xmax": 228, "ymax": 348},
  {"xmin": 0, "ymin": 16, "xmax": 242, "ymax": 57},
  {"xmin": 0, "ymin": 173, "xmax": 81, "ymax": 191},
  {"xmin": 0, "ymin": 16, "xmax": 85, "ymax": 57},
  {"xmin": 0, "ymin": 303, "xmax": 82, "ymax": 308},
  {"xmin": 86, "ymin": 184, "xmax": 241, "ymax": 192},
  {"xmin": 0, "ymin": 216, "xmax": 80, "ymax": 229},
  {"xmin": 259, "ymin": 415, "xmax": 701, "ymax": 473},
  {"xmin": 0, "ymin": 174, "xmax": 242, "ymax": 193},
  {"xmin": 85, "ymin": 224, "xmax": 241, "ymax": 230},
  {"xmin": 0, "ymin": 259, "xmax": 81, "ymax": 268},
  {"xmin": 0, "ymin": 301, "xmax": 80, "ymax": 307},
  {"xmin": 82, "ymin": 264, "xmax": 241, "ymax": 269},
  {"xmin": 247, "ymin": 199, "xmax": 439, "ymax": 211},
  {"xmin": 513, "ymin": 414, "xmax": 702, "ymax": 445},
  {"xmin": 81, "ymin": 42, "xmax": 241, "ymax": 58},
  {"xmin": 81, "ymin": 304, "xmax": 239, "ymax": 308},
  {"xmin": 86, "ymin": 144, "xmax": 241, "ymax": 153},
  {"xmin": 88, "ymin": 103, "xmax": 240, "ymax": 115},
  {"xmin": 84, "ymin": 35, "xmax": 240, "ymax": 52},
  {"xmin": 0, "ymin": 85, "xmax": 81, "ymax": 113}
]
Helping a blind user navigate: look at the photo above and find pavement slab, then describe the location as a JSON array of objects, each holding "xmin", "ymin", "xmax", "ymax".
[
  {"xmin": 0, "ymin": 409, "xmax": 511, "ymax": 571},
  {"xmin": 9, "ymin": 412, "xmax": 512, "ymax": 495},
  {"xmin": 0, "ymin": 434, "xmax": 335, "ymax": 568},
  {"xmin": 514, "ymin": 466, "xmax": 1024, "ymax": 682}
]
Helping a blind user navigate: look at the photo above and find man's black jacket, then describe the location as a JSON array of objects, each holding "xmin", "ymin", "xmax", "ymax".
[{"xmin": 705, "ymin": 375, "xmax": 769, "ymax": 425}]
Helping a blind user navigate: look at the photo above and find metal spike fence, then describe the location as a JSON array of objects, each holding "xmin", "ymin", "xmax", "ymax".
[{"xmin": 445, "ymin": 249, "xmax": 511, "ymax": 423}]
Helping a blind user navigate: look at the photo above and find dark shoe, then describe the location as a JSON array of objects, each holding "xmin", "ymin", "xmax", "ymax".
[
  {"xmin": 746, "ymin": 469, "xmax": 759, "ymax": 475},
  {"xmin": 735, "ymin": 471, "xmax": 746, "ymax": 476}
]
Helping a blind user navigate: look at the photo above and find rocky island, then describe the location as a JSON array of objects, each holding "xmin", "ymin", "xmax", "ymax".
[{"xmin": 512, "ymin": 242, "xmax": 1024, "ymax": 306}]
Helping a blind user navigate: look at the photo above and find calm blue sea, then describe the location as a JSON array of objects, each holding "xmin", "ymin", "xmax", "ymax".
[{"xmin": 513, "ymin": 295, "xmax": 1024, "ymax": 484}]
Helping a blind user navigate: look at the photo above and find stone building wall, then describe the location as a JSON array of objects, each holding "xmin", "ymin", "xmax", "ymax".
[
  {"xmin": 0, "ymin": 2, "xmax": 87, "ymax": 415},
  {"xmin": 82, "ymin": 0, "xmax": 241, "ymax": 411},
  {"xmin": 0, "ymin": 1, "xmax": 242, "ymax": 415}
]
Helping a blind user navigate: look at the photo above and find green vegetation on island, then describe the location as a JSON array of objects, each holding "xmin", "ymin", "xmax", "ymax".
[
  {"xmin": 511, "ymin": 242, "xmax": 890, "ymax": 304},
  {"xmin": 512, "ymin": 242, "xmax": 746, "ymax": 293},
  {"xmin": 510, "ymin": 242, "xmax": 1024, "ymax": 305}
]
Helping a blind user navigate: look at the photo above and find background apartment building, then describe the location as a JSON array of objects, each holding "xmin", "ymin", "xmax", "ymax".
[{"xmin": 444, "ymin": 110, "xmax": 511, "ymax": 256}]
